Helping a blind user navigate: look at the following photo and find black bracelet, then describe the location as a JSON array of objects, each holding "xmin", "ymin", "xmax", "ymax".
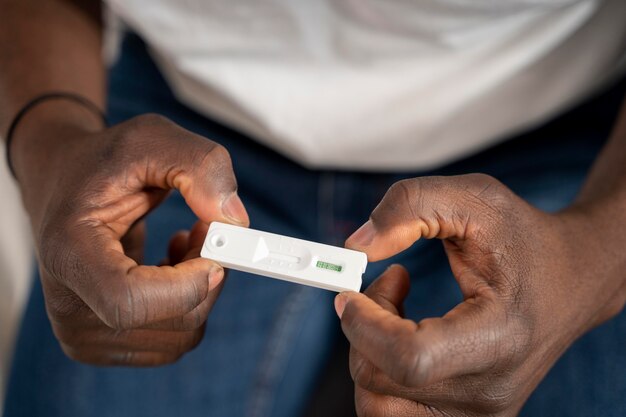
[{"xmin": 4, "ymin": 92, "xmax": 107, "ymax": 180}]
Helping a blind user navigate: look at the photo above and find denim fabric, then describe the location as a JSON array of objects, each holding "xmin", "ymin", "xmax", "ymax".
[{"xmin": 4, "ymin": 34, "xmax": 625, "ymax": 417}]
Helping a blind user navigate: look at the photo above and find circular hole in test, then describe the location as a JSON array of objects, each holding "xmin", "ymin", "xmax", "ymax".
[{"xmin": 211, "ymin": 234, "xmax": 227, "ymax": 248}]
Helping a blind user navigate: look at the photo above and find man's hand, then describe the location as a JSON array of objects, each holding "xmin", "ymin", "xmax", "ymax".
[
  {"xmin": 336, "ymin": 174, "xmax": 625, "ymax": 416},
  {"xmin": 13, "ymin": 110, "xmax": 249, "ymax": 366}
]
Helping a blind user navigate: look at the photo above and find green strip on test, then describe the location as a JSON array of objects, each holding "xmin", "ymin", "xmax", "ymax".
[{"xmin": 316, "ymin": 260, "xmax": 342, "ymax": 272}]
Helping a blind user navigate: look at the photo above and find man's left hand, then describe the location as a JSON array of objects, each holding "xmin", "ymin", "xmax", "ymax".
[{"xmin": 336, "ymin": 174, "xmax": 625, "ymax": 417}]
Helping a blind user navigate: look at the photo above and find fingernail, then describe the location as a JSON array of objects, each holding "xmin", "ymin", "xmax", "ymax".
[
  {"xmin": 334, "ymin": 294, "xmax": 348, "ymax": 319},
  {"xmin": 222, "ymin": 193, "xmax": 249, "ymax": 225},
  {"xmin": 208, "ymin": 266, "xmax": 225, "ymax": 291},
  {"xmin": 347, "ymin": 220, "xmax": 376, "ymax": 247}
]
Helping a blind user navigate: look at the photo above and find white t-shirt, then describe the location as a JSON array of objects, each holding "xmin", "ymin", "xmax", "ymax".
[{"xmin": 104, "ymin": 0, "xmax": 626, "ymax": 170}]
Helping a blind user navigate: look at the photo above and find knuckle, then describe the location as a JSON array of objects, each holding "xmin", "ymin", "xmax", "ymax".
[
  {"xmin": 391, "ymin": 333, "xmax": 433, "ymax": 387},
  {"xmin": 48, "ymin": 317, "xmax": 84, "ymax": 347},
  {"xmin": 131, "ymin": 113, "xmax": 172, "ymax": 129},
  {"xmin": 461, "ymin": 173, "xmax": 503, "ymax": 192},
  {"xmin": 351, "ymin": 354, "xmax": 376, "ymax": 390},
  {"xmin": 190, "ymin": 142, "xmax": 236, "ymax": 189},
  {"xmin": 166, "ymin": 316, "xmax": 201, "ymax": 332},
  {"xmin": 98, "ymin": 304, "xmax": 124, "ymax": 330},
  {"xmin": 387, "ymin": 178, "xmax": 410, "ymax": 196},
  {"xmin": 386, "ymin": 178, "xmax": 421, "ymax": 206},
  {"xmin": 97, "ymin": 281, "xmax": 143, "ymax": 330},
  {"xmin": 178, "ymin": 329, "xmax": 205, "ymax": 353},
  {"xmin": 208, "ymin": 142, "xmax": 231, "ymax": 162},
  {"xmin": 452, "ymin": 174, "xmax": 517, "ymax": 240},
  {"xmin": 182, "ymin": 302, "xmax": 210, "ymax": 330},
  {"xmin": 464, "ymin": 173, "xmax": 500, "ymax": 189},
  {"xmin": 173, "ymin": 331, "xmax": 194, "ymax": 354},
  {"xmin": 196, "ymin": 142, "xmax": 232, "ymax": 171},
  {"xmin": 464, "ymin": 174, "xmax": 513, "ymax": 212},
  {"xmin": 372, "ymin": 178, "xmax": 423, "ymax": 226}
]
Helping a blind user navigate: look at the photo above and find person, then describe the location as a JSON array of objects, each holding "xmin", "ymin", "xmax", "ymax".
[{"xmin": 1, "ymin": 1, "xmax": 625, "ymax": 416}]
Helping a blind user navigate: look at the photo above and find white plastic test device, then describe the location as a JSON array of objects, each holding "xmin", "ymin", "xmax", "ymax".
[{"xmin": 201, "ymin": 222, "xmax": 367, "ymax": 292}]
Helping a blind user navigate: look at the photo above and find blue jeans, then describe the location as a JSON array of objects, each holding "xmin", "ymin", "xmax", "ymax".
[{"xmin": 4, "ymin": 34, "xmax": 626, "ymax": 417}]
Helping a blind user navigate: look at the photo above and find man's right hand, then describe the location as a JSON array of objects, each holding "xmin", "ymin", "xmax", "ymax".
[{"xmin": 11, "ymin": 109, "xmax": 249, "ymax": 366}]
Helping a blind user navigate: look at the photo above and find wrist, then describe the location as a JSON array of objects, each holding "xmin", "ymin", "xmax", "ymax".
[
  {"xmin": 9, "ymin": 97, "xmax": 106, "ymax": 184},
  {"xmin": 555, "ymin": 205, "xmax": 626, "ymax": 327},
  {"xmin": 9, "ymin": 98, "xmax": 106, "ymax": 226}
]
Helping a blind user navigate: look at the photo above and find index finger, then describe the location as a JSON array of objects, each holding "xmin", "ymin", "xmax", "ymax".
[
  {"xmin": 62, "ymin": 221, "xmax": 224, "ymax": 330},
  {"xmin": 107, "ymin": 115, "xmax": 249, "ymax": 227},
  {"xmin": 345, "ymin": 175, "xmax": 511, "ymax": 261},
  {"xmin": 337, "ymin": 285, "xmax": 507, "ymax": 388}
]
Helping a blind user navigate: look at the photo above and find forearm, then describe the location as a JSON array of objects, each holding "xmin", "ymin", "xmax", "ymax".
[
  {"xmin": 0, "ymin": 0, "xmax": 105, "ymax": 203},
  {"xmin": 562, "ymin": 96, "xmax": 626, "ymax": 322},
  {"xmin": 577, "ymin": 99, "xmax": 626, "ymax": 206},
  {"xmin": 0, "ymin": 0, "xmax": 104, "ymax": 121}
]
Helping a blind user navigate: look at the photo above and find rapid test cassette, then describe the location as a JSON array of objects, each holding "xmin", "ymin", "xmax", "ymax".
[{"xmin": 201, "ymin": 222, "xmax": 367, "ymax": 292}]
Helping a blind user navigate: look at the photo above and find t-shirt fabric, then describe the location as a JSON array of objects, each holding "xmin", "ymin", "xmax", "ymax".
[{"xmin": 104, "ymin": 0, "xmax": 626, "ymax": 170}]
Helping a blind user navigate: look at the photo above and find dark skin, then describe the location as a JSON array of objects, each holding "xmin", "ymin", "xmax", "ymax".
[
  {"xmin": 2, "ymin": 0, "xmax": 625, "ymax": 412},
  {"xmin": 336, "ymin": 114, "xmax": 626, "ymax": 415},
  {"xmin": 1, "ymin": 0, "xmax": 249, "ymax": 366}
]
